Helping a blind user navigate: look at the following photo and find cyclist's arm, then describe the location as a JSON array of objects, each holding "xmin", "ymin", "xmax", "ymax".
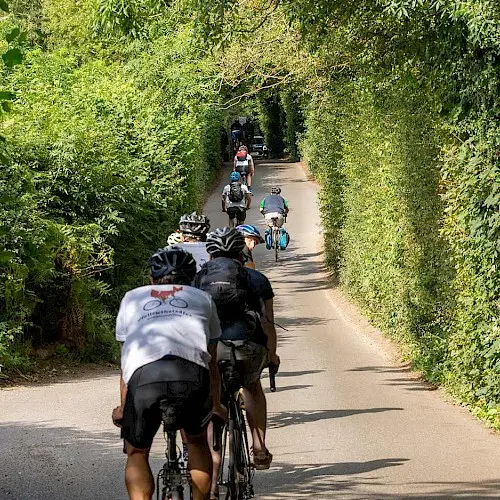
[
  {"xmin": 284, "ymin": 199, "xmax": 289, "ymax": 215},
  {"xmin": 118, "ymin": 343, "xmax": 127, "ymax": 407},
  {"xmin": 249, "ymin": 156, "xmax": 255, "ymax": 175},
  {"xmin": 262, "ymin": 298, "xmax": 279, "ymax": 364},
  {"xmin": 221, "ymin": 187, "xmax": 228, "ymax": 211}
]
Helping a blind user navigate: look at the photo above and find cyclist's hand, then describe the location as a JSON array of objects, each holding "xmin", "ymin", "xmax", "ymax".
[
  {"xmin": 269, "ymin": 353, "xmax": 280, "ymax": 369},
  {"xmin": 213, "ymin": 403, "xmax": 228, "ymax": 422},
  {"xmin": 112, "ymin": 406, "xmax": 124, "ymax": 428}
]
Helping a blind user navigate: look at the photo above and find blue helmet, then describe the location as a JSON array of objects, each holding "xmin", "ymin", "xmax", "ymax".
[
  {"xmin": 236, "ymin": 224, "xmax": 265, "ymax": 243},
  {"xmin": 230, "ymin": 171, "xmax": 241, "ymax": 182}
]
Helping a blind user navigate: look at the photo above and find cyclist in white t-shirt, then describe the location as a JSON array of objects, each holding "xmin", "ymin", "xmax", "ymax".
[{"xmin": 112, "ymin": 246, "xmax": 224, "ymax": 500}]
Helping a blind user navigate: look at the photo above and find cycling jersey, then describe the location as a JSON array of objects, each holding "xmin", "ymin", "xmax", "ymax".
[
  {"xmin": 116, "ymin": 284, "xmax": 221, "ymax": 383},
  {"xmin": 260, "ymin": 195, "xmax": 288, "ymax": 215}
]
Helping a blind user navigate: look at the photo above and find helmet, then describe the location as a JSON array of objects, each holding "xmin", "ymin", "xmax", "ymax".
[
  {"xmin": 167, "ymin": 231, "xmax": 183, "ymax": 245},
  {"xmin": 179, "ymin": 212, "xmax": 210, "ymax": 236},
  {"xmin": 236, "ymin": 224, "xmax": 265, "ymax": 243},
  {"xmin": 149, "ymin": 246, "xmax": 197, "ymax": 282},
  {"xmin": 239, "ymin": 145, "xmax": 248, "ymax": 152},
  {"xmin": 206, "ymin": 227, "xmax": 246, "ymax": 257},
  {"xmin": 271, "ymin": 186, "xmax": 281, "ymax": 195},
  {"xmin": 230, "ymin": 171, "xmax": 241, "ymax": 182}
]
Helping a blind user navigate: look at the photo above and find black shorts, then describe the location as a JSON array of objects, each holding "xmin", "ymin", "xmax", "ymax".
[
  {"xmin": 217, "ymin": 341, "xmax": 268, "ymax": 388},
  {"xmin": 235, "ymin": 165, "xmax": 250, "ymax": 175},
  {"xmin": 122, "ymin": 356, "xmax": 211, "ymax": 449},
  {"xmin": 227, "ymin": 206, "xmax": 247, "ymax": 223}
]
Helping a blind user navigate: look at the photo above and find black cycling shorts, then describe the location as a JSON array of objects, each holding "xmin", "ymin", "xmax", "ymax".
[
  {"xmin": 217, "ymin": 340, "xmax": 268, "ymax": 388},
  {"xmin": 226, "ymin": 206, "xmax": 247, "ymax": 223},
  {"xmin": 235, "ymin": 165, "xmax": 250, "ymax": 175},
  {"xmin": 121, "ymin": 356, "xmax": 211, "ymax": 449}
]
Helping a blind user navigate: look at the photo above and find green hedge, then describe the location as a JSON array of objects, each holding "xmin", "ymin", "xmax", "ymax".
[{"xmin": 0, "ymin": 5, "xmax": 222, "ymax": 368}]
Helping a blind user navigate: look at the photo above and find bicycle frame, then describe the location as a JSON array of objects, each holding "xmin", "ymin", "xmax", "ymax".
[
  {"xmin": 157, "ymin": 402, "xmax": 192, "ymax": 500},
  {"xmin": 217, "ymin": 344, "xmax": 254, "ymax": 500}
]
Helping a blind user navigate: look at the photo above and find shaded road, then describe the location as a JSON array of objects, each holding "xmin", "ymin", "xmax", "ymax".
[{"xmin": 1, "ymin": 161, "xmax": 499, "ymax": 499}]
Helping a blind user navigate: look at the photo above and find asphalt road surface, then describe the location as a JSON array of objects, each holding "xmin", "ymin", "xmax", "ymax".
[{"xmin": 1, "ymin": 161, "xmax": 499, "ymax": 499}]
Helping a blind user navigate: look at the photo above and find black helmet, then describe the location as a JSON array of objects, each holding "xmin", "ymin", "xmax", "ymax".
[
  {"xmin": 206, "ymin": 227, "xmax": 246, "ymax": 257},
  {"xmin": 271, "ymin": 186, "xmax": 281, "ymax": 195},
  {"xmin": 149, "ymin": 246, "xmax": 197, "ymax": 283},
  {"xmin": 179, "ymin": 212, "xmax": 210, "ymax": 236}
]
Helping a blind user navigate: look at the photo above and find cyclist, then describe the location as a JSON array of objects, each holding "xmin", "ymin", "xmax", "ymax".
[
  {"xmin": 236, "ymin": 224, "xmax": 265, "ymax": 270},
  {"xmin": 222, "ymin": 172, "xmax": 251, "ymax": 228},
  {"xmin": 175, "ymin": 212, "xmax": 211, "ymax": 270},
  {"xmin": 259, "ymin": 186, "xmax": 289, "ymax": 227},
  {"xmin": 195, "ymin": 228, "xmax": 279, "ymax": 496},
  {"xmin": 233, "ymin": 145, "xmax": 255, "ymax": 194},
  {"xmin": 112, "ymin": 246, "xmax": 224, "ymax": 500},
  {"xmin": 166, "ymin": 230, "xmax": 183, "ymax": 246}
]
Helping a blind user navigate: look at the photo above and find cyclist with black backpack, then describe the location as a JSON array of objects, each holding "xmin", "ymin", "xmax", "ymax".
[
  {"xmin": 194, "ymin": 228, "xmax": 279, "ymax": 496},
  {"xmin": 222, "ymin": 172, "xmax": 251, "ymax": 228}
]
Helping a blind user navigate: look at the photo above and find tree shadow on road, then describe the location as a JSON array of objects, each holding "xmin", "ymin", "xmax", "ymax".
[
  {"xmin": 254, "ymin": 459, "xmax": 500, "ymax": 499},
  {"xmin": 268, "ymin": 407, "xmax": 404, "ymax": 429},
  {"xmin": 348, "ymin": 365, "xmax": 439, "ymax": 392}
]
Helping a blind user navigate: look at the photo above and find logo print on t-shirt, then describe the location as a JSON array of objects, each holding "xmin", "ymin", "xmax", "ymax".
[{"xmin": 143, "ymin": 286, "xmax": 188, "ymax": 311}]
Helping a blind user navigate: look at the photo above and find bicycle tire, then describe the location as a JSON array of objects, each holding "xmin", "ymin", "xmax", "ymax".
[
  {"xmin": 227, "ymin": 417, "xmax": 240, "ymax": 500},
  {"xmin": 273, "ymin": 228, "xmax": 279, "ymax": 262}
]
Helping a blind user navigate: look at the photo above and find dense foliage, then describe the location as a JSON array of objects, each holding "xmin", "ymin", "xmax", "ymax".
[{"xmin": 0, "ymin": 0, "xmax": 223, "ymax": 367}]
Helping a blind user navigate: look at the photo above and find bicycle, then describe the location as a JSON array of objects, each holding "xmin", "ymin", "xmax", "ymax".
[
  {"xmin": 216, "ymin": 341, "xmax": 254, "ymax": 500},
  {"xmin": 156, "ymin": 399, "xmax": 192, "ymax": 500}
]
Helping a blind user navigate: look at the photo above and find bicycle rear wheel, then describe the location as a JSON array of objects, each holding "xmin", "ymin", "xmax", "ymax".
[
  {"xmin": 273, "ymin": 228, "xmax": 280, "ymax": 262},
  {"xmin": 227, "ymin": 418, "xmax": 242, "ymax": 500}
]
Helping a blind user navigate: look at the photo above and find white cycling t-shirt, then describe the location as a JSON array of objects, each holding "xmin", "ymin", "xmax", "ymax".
[
  {"xmin": 116, "ymin": 284, "xmax": 221, "ymax": 384},
  {"xmin": 176, "ymin": 242, "xmax": 209, "ymax": 270},
  {"xmin": 222, "ymin": 183, "xmax": 249, "ymax": 209}
]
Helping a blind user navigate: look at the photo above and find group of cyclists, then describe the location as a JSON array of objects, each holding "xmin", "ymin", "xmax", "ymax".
[
  {"xmin": 222, "ymin": 144, "xmax": 290, "ymax": 251},
  {"xmin": 112, "ymin": 211, "xmax": 283, "ymax": 499}
]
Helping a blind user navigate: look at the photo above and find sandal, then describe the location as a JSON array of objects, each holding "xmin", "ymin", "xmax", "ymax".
[{"xmin": 253, "ymin": 449, "xmax": 273, "ymax": 470}]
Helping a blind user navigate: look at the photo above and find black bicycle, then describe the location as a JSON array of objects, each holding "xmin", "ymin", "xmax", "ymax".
[
  {"xmin": 215, "ymin": 342, "xmax": 254, "ymax": 500},
  {"xmin": 156, "ymin": 399, "xmax": 192, "ymax": 500}
]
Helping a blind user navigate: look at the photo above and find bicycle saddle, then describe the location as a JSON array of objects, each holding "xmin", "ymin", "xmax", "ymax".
[{"xmin": 159, "ymin": 398, "xmax": 185, "ymax": 431}]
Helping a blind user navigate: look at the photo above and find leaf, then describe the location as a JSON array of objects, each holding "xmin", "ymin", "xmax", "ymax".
[
  {"xmin": 2, "ymin": 48, "xmax": 23, "ymax": 67},
  {"xmin": 0, "ymin": 250, "xmax": 14, "ymax": 264},
  {"xmin": 0, "ymin": 0, "xmax": 9, "ymax": 13},
  {"xmin": 0, "ymin": 91, "xmax": 15, "ymax": 100},
  {"xmin": 6, "ymin": 27, "xmax": 20, "ymax": 43}
]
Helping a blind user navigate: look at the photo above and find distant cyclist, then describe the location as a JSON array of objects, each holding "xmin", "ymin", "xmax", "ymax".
[
  {"xmin": 194, "ymin": 228, "xmax": 279, "ymax": 496},
  {"xmin": 236, "ymin": 224, "xmax": 265, "ymax": 270},
  {"xmin": 222, "ymin": 172, "xmax": 251, "ymax": 228},
  {"xmin": 233, "ymin": 145, "xmax": 255, "ymax": 194},
  {"xmin": 175, "ymin": 212, "xmax": 211, "ymax": 270},
  {"xmin": 112, "ymin": 246, "xmax": 224, "ymax": 500},
  {"xmin": 259, "ymin": 186, "xmax": 289, "ymax": 228}
]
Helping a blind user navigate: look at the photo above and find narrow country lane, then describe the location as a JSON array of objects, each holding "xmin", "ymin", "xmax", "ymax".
[{"xmin": 1, "ymin": 161, "xmax": 499, "ymax": 499}]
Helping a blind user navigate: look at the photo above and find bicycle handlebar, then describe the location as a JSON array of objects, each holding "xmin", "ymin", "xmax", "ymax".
[{"xmin": 269, "ymin": 362, "xmax": 278, "ymax": 392}]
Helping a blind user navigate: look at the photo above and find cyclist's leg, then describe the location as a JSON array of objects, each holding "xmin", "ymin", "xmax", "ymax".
[
  {"xmin": 124, "ymin": 444, "xmax": 154, "ymax": 500},
  {"xmin": 235, "ymin": 342, "xmax": 271, "ymax": 463},
  {"xmin": 121, "ymin": 365, "xmax": 162, "ymax": 500},
  {"xmin": 237, "ymin": 207, "xmax": 247, "ymax": 225},
  {"xmin": 182, "ymin": 364, "xmax": 213, "ymax": 500},
  {"xmin": 185, "ymin": 430, "xmax": 212, "ymax": 500}
]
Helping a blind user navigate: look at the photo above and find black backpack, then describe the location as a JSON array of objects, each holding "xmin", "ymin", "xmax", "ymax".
[
  {"xmin": 228, "ymin": 182, "xmax": 244, "ymax": 202},
  {"xmin": 194, "ymin": 257, "xmax": 260, "ymax": 326}
]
